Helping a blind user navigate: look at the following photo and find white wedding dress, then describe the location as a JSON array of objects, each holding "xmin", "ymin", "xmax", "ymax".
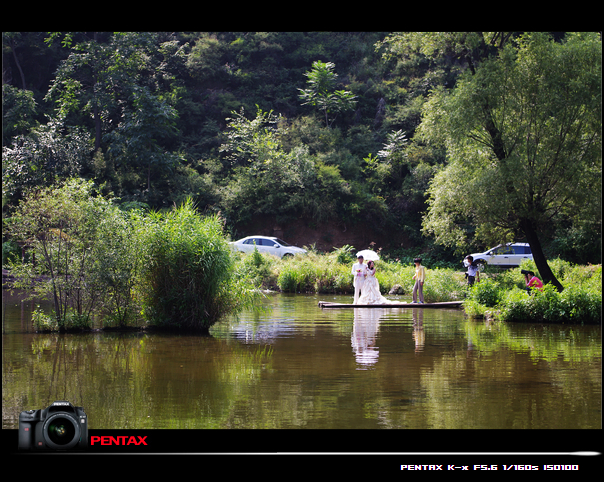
[{"xmin": 357, "ymin": 268, "xmax": 395, "ymax": 305}]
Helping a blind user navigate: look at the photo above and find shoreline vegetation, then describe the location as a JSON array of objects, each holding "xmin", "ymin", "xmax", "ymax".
[
  {"xmin": 2, "ymin": 180, "xmax": 600, "ymax": 332},
  {"xmin": 239, "ymin": 247, "xmax": 602, "ymax": 325},
  {"xmin": 5, "ymin": 242, "xmax": 601, "ymax": 332}
]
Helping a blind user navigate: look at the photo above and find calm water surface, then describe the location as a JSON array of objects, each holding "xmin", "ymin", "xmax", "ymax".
[{"xmin": 2, "ymin": 290, "xmax": 601, "ymax": 430}]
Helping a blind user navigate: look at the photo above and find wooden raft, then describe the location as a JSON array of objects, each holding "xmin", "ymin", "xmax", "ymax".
[{"xmin": 318, "ymin": 300, "xmax": 463, "ymax": 309}]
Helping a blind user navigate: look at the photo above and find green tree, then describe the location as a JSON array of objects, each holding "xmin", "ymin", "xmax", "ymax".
[
  {"xmin": 417, "ymin": 32, "xmax": 601, "ymax": 290},
  {"xmin": 219, "ymin": 106, "xmax": 282, "ymax": 166},
  {"xmin": 44, "ymin": 32, "xmax": 119, "ymax": 153},
  {"xmin": 44, "ymin": 32, "xmax": 184, "ymax": 201},
  {"xmin": 105, "ymin": 85, "xmax": 181, "ymax": 194},
  {"xmin": 298, "ymin": 60, "xmax": 357, "ymax": 128},
  {"xmin": 5, "ymin": 179, "xmax": 114, "ymax": 328},
  {"xmin": 2, "ymin": 84, "xmax": 39, "ymax": 144},
  {"xmin": 219, "ymin": 106, "xmax": 315, "ymax": 224},
  {"xmin": 2, "ymin": 115, "xmax": 90, "ymax": 207}
]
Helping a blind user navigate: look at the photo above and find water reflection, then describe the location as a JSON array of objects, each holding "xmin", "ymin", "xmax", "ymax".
[
  {"xmin": 2, "ymin": 292, "xmax": 601, "ymax": 430},
  {"xmin": 2, "ymin": 289, "xmax": 51, "ymax": 334},
  {"xmin": 352, "ymin": 308, "xmax": 383, "ymax": 369},
  {"xmin": 412, "ymin": 309, "xmax": 425, "ymax": 353},
  {"xmin": 350, "ymin": 307, "xmax": 427, "ymax": 362}
]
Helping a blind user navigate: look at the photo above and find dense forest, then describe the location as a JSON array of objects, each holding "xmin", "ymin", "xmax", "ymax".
[{"xmin": 3, "ymin": 31, "xmax": 602, "ymax": 266}]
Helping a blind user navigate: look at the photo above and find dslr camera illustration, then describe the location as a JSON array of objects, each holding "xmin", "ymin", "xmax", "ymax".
[{"xmin": 19, "ymin": 401, "xmax": 88, "ymax": 451}]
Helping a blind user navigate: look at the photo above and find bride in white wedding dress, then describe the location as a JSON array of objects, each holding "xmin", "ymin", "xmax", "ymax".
[{"xmin": 357, "ymin": 261, "xmax": 396, "ymax": 305}]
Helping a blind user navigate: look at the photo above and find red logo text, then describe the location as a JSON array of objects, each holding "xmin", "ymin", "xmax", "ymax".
[{"xmin": 91, "ymin": 436, "xmax": 147, "ymax": 446}]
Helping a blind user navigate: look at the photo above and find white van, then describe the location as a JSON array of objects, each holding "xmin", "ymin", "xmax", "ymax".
[{"xmin": 468, "ymin": 243, "xmax": 533, "ymax": 268}]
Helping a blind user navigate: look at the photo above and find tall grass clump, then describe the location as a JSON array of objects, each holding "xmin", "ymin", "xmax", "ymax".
[
  {"xmin": 422, "ymin": 268, "xmax": 466, "ymax": 302},
  {"xmin": 277, "ymin": 250, "xmax": 326, "ymax": 292},
  {"xmin": 274, "ymin": 247, "xmax": 355, "ymax": 293},
  {"xmin": 137, "ymin": 200, "xmax": 257, "ymax": 331}
]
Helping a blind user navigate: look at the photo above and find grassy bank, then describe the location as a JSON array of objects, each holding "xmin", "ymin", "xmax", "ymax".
[
  {"xmin": 236, "ymin": 245, "xmax": 465, "ymax": 299},
  {"xmin": 464, "ymin": 260, "xmax": 602, "ymax": 325},
  {"xmin": 237, "ymin": 248, "xmax": 601, "ymax": 325}
]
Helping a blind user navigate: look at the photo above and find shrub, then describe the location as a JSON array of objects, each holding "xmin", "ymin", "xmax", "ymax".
[
  {"xmin": 498, "ymin": 283, "xmax": 601, "ymax": 324},
  {"xmin": 558, "ymin": 284, "xmax": 601, "ymax": 324},
  {"xmin": 2, "ymin": 240, "xmax": 20, "ymax": 267},
  {"xmin": 468, "ymin": 278, "xmax": 502, "ymax": 307},
  {"xmin": 137, "ymin": 200, "xmax": 257, "ymax": 331},
  {"xmin": 32, "ymin": 307, "xmax": 58, "ymax": 332},
  {"xmin": 236, "ymin": 247, "xmax": 279, "ymax": 289},
  {"xmin": 463, "ymin": 299, "xmax": 489, "ymax": 319},
  {"xmin": 64, "ymin": 310, "xmax": 92, "ymax": 331},
  {"xmin": 89, "ymin": 206, "xmax": 146, "ymax": 328}
]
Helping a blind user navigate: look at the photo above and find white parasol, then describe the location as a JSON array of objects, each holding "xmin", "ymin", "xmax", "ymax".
[{"xmin": 356, "ymin": 249, "xmax": 380, "ymax": 261}]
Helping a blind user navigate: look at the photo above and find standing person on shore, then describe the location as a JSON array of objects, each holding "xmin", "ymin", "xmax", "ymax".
[
  {"xmin": 465, "ymin": 255, "xmax": 480, "ymax": 286},
  {"xmin": 351, "ymin": 255, "xmax": 367, "ymax": 304},
  {"xmin": 412, "ymin": 258, "xmax": 425, "ymax": 304}
]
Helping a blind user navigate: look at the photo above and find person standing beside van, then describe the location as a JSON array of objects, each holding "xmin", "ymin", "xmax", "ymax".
[{"xmin": 465, "ymin": 256, "xmax": 480, "ymax": 286}]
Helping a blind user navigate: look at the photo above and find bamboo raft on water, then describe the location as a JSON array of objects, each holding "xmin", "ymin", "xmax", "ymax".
[{"xmin": 318, "ymin": 300, "xmax": 463, "ymax": 309}]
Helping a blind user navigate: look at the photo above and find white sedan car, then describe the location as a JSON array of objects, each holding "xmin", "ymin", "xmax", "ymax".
[
  {"xmin": 468, "ymin": 242, "xmax": 533, "ymax": 269},
  {"xmin": 230, "ymin": 236, "xmax": 307, "ymax": 258}
]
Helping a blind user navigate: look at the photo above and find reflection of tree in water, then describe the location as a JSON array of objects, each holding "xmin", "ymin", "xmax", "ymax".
[{"xmin": 351, "ymin": 308, "xmax": 386, "ymax": 369}]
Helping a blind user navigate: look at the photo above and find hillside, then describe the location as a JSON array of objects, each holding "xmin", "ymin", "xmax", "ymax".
[{"xmin": 3, "ymin": 32, "xmax": 601, "ymax": 264}]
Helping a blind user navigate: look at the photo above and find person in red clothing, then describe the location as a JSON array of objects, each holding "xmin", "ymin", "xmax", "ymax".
[{"xmin": 522, "ymin": 270, "xmax": 544, "ymax": 293}]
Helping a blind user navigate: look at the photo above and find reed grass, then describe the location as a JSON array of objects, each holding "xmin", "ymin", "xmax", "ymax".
[{"xmin": 136, "ymin": 200, "xmax": 259, "ymax": 331}]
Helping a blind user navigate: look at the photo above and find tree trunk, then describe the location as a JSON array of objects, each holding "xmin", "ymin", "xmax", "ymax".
[
  {"xmin": 9, "ymin": 38, "xmax": 27, "ymax": 90},
  {"xmin": 484, "ymin": 110, "xmax": 563, "ymax": 292},
  {"xmin": 92, "ymin": 30, "xmax": 101, "ymax": 152},
  {"xmin": 93, "ymin": 101, "xmax": 102, "ymax": 152},
  {"xmin": 521, "ymin": 220, "xmax": 564, "ymax": 292}
]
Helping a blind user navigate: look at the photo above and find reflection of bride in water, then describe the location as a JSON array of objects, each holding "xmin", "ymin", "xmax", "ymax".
[
  {"xmin": 352, "ymin": 308, "xmax": 384, "ymax": 368},
  {"xmin": 358, "ymin": 261, "xmax": 396, "ymax": 305}
]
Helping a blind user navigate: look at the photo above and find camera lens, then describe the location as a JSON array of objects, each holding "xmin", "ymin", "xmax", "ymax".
[
  {"xmin": 48, "ymin": 418, "xmax": 75, "ymax": 443},
  {"xmin": 44, "ymin": 414, "xmax": 80, "ymax": 449}
]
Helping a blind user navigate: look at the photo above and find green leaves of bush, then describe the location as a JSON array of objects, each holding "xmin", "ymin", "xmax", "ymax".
[
  {"xmin": 137, "ymin": 200, "xmax": 254, "ymax": 331},
  {"xmin": 499, "ymin": 284, "xmax": 601, "ymax": 324}
]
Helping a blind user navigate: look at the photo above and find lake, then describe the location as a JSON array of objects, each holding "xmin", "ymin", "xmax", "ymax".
[{"xmin": 2, "ymin": 289, "xmax": 601, "ymax": 431}]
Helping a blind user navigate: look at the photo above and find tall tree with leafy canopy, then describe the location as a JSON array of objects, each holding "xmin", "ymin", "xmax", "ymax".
[
  {"xmin": 42, "ymin": 32, "xmax": 187, "ymax": 204},
  {"xmin": 389, "ymin": 32, "xmax": 601, "ymax": 291},
  {"xmin": 298, "ymin": 60, "xmax": 357, "ymax": 128}
]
